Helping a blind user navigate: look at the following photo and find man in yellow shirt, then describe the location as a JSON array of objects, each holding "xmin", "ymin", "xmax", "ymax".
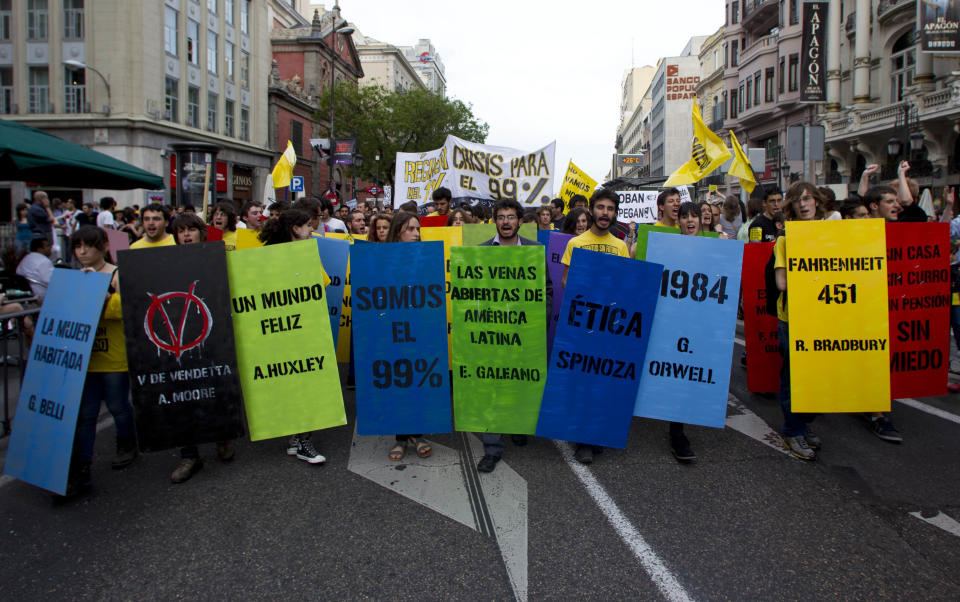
[
  {"xmin": 653, "ymin": 188, "xmax": 681, "ymax": 228},
  {"xmin": 130, "ymin": 204, "xmax": 175, "ymax": 249},
  {"xmin": 426, "ymin": 187, "xmax": 451, "ymax": 217}
]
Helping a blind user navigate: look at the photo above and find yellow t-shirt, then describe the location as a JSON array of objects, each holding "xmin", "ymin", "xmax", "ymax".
[
  {"xmin": 130, "ymin": 234, "xmax": 175, "ymax": 249},
  {"xmin": 654, "ymin": 221, "xmax": 679, "ymax": 228},
  {"xmin": 89, "ymin": 291, "xmax": 127, "ymax": 372},
  {"xmin": 773, "ymin": 235, "xmax": 788, "ymax": 322},
  {"xmin": 221, "ymin": 229, "xmax": 238, "ymax": 251},
  {"xmin": 560, "ymin": 229, "xmax": 630, "ymax": 266}
]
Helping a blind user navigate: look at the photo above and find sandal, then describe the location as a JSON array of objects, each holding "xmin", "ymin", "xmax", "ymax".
[
  {"xmin": 389, "ymin": 442, "xmax": 406, "ymax": 461},
  {"xmin": 410, "ymin": 437, "xmax": 432, "ymax": 459}
]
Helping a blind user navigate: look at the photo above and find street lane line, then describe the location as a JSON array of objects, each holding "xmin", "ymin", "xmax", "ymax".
[
  {"xmin": 734, "ymin": 337, "xmax": 745, "ymax": 346},
  {"xmin": 725, "ymin": 394, "xmax": 792, "ymax": 458},
  {"xmin": 909, "ymin": 511, "xmax": 960, "ymax": 538},
  {"xmin": 553, "ymin": 440, "xmax": 693, "ymax": 602},
  {"xmin": 895, "ymin": 398, "xmax": 960, "ymax": 426}
]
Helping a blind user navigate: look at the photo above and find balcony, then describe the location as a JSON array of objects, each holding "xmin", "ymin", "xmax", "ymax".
[
  {"xmin": 739, "ymin": 34, "xmax": 778, "ymax": 67},
  {"xmin": 742, "ymin": 0, "xmax": 779, "ymax": 33},
  {"xmin": 877, "ymin": 0, "xmax": 914, "ymax": 24}
]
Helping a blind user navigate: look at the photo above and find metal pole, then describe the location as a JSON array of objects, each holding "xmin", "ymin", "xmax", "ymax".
[{"xmin": 329, "ymin": 46, "xmax": 336, "ymax": 196}]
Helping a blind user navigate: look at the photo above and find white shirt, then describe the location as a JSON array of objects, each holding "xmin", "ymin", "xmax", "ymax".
[
  {"xmin": 16, "ymin": 252, "xmax": 54, "ymax": 301},
  {"xmin": 96, "ymin": 210, "xmax": 115, "ymax": 229}
]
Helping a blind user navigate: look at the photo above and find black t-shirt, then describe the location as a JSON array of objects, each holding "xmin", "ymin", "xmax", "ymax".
[
  {"xmin": 749, "ymin": 214, "xmax": 780, "ymax": 243},
  {"xmin": 552, "ymin": 216, "xmax": 565, "ymax": 230},
  {"xmin": 75, "ymin": 212, "xmax": 95, "ymax": 227},
  {"xmin": 898, "ymin": 203, "xmax": 927, "ymax": 223}
]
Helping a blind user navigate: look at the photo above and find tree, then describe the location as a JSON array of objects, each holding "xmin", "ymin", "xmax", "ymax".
[{"xmin": 316, "ymin": 84, "xmax": 489, "ymax": 187}]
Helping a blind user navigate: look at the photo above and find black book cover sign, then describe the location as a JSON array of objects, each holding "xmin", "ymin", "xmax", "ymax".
[{"xmin": 117, "ymin": 242, "xmax": 244, "ymax": 451}]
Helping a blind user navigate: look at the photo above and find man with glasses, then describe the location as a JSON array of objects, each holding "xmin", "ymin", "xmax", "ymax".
[{"xmin": 749, "ymin": 187, "xmax": 784, "ymax": 242}]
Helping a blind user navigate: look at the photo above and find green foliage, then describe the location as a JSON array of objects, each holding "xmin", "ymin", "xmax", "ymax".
[{"xmin": 315, "ymin": 83, "xmax": 489, "ymax": 185}]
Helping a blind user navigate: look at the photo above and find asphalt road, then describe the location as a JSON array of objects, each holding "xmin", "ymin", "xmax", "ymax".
[{"xmin": 0, "ymin": 328, "xmax": 958, "ymax": 600}]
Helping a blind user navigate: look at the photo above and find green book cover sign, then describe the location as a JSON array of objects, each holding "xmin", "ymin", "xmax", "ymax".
[
  {"xmin": 227, "ymin": 239, "xmax": 346, "ymax": 440},
  {"xmin": 634, "ymin": 224, "xmax": 718, "ymax": 260},
  {"xmin": 462, "ymin": 222, "xmax": 537, "ymax": 245},
  {"xmin": 450, "ymin": 246, "xmax": 547, "ymax": 434}
]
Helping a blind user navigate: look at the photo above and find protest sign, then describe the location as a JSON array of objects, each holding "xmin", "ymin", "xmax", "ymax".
[
  {"xmin": 316, "ymin": 232, "xmax": 355, "ymax": 362},
  {"xmin": 786, "ymin": 219, "xmax": 889, "ymax": 412},
  {"xmin": 393, "ymin": 135, "xmax": 556, "ymax": 212},
  {"xmin": 227, "ymin": 239, "xmax": 345, "ymax": 440},
  {"xmin": 546, "ymin": 231, "xmax": 575, "ymax": 354},
  {"xmin": 537, "ymin": 249, "xmax": 661, "ymax": 448},
  {"xmin": 536, "ymin": 229, "xmax": 552, "ymax": 247},
  {"xmin": 450, "ymin": 246, "xmax": 548, "ymax": 433},
  {"xmin": 886, "ymin": 222, "xmax": 950, "ymax": 398},
  {"xmin": 634, "ymin": 233, "xmax": 744, "ymax": 428},
  {"xmin": 461, "ymin": 223, "xmax": 537, "ymax": 246},
  {"xmin": 104, "ymin": 228, "xmax": 130, "ymax": 262},
  {"xmin": 616, "ymin": 187, "xmax": 691, "ymax": 224},
  {"xmin": 206, "ymin": 226, "xmax": 223, "ymax": 242},
  {"xmin": 117, "ymin": 243, "xmax": 244, "ymax": 451},
  {"xmin": 419, "ymin": 215, "xmax": 448, "ymax": 228},
  {"xmin": 420, "ymin": 226, "xmax": 463, "ymax": 356},
  {"xmin": 352, "ymin": 242, "xmax": 452, "ymax": 435},
  {"xmin": 741, "ymin": 242, "xmax": 781, "ymax": 393},
  {"xmin": 236, "ymin": 228, "xmax": 264, "ymax": 250},
  {"xmin": 634, "ymin": 224, "xmax": 680, "ymax": 260},
  {"xmin": 557, "ymin": 160, "xmax": 597, "ymax": 209},
  {"xmin": 315, "ymin": 237, "xmax": 350, "ymax": 345},
  {"xmin": 4, "ymin": 269, "xmax": 110, "ymax": 495}
]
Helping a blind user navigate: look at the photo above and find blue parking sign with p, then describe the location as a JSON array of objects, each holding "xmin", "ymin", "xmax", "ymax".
[{"xmin": 290, "ymin": 176, "xmax": 304, "ymax": 192}]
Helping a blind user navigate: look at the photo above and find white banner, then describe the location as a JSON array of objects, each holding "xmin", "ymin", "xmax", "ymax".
[
  {"xmin": 616, "ymin": 186, "xmax": 691, "ymax": 224},
  {"xmin": 393, "ymin": 135, "xmax": 555, "ymax": 213}
]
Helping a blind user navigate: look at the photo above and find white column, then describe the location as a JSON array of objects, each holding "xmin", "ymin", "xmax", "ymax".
[
  {"xmin": 826, "ymin": 0, "xmax": 842, "ymax": 111},
  {"xmin": 852, "ymin": 0, "xmax": 871, "ymax": 104},
  {"xmin": 915, "ymin": 50, "xmax": 934, "ymax": 86}
]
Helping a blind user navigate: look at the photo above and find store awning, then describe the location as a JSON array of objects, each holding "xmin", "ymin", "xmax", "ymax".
[{"xmin": 0, "ymin": 118, "xmax": 164, "ymax": 190}]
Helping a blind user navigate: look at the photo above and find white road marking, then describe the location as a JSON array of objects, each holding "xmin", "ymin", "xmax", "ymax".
[
  {"xmin": 909, "ymin": 511, "xmax": 960, "ymax": 538},
  {"xmin": 725, "ymin": 394, "xmax": 792, "ymax": 457},
  {"xmin": 553, "ymin": 440, "xmax": 693, "ymax": 602},
  {"xmin": 895, "ymin": 398, "xmax": 960, "ymax": 426},
  {"xmin": 734, "ymin": 337, "xmax": 746, "ymax": 347}
]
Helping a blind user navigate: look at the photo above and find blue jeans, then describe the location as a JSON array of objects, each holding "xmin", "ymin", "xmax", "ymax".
[
  {"xmin": 73, "ymin": 372, "xmax": 136, "ymax": 464},
  {"xmin": 778, "ymin": 320, "xmax": 815, "ymax": 437}
]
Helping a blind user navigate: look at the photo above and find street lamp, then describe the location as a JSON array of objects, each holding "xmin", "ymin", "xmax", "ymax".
[
  {"xmin": 886, "ymin": 103, "xmax": 924, "ymax": 174},
  {"xmin": 64, "ymin": 59, "xmax": 110, "ymax": 115},
  {"xmin": 374, "ymin": 151, "xmax": 380, "ymax": 193},
  {"xmin": 328, "ymin": 23, "xmax": 355, "ymax": 197}
]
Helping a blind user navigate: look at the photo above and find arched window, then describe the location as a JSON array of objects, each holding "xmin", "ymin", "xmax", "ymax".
[{"xmin": 890, "ymin": 31, "xmax": 916, "ymax": 103}]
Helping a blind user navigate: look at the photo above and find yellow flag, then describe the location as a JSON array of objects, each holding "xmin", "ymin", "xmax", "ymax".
[
  {"xmin": 558, "ymin": 160, "xmax": 597, "ymax": 209},
  {"xmin": 664, "ymin": 101, "xmax": 731, "ymax": 187},
  {"xmin": 727, "ymin": 130, "xmax": 756, "ymax": 194},
  {"xmin": 271, "ymin": 141, "xmax": 297, "ymax": 188}
]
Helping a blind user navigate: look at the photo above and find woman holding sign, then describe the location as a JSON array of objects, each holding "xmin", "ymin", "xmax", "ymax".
[
  {"xmin": 773, "ymin": 183, "xmax": 824, "ymax": 460},
  {"xmin": 258, "ymin": 210, "xmax": 330, "ymax": 465},
  {"xmin": 383, "ymin": 212, "xmax": 433, "ymax": 461},
  {"xmin": 67, "ymin": 226, "xmax": 138, "ymax": 496}
]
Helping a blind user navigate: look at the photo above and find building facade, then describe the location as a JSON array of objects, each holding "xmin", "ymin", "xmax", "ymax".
[
  {"xmin": 694, "ymin": 26, "xmax": 727, "ymax": 198},
  {"xmin": 353, "ymin": 29, "xmax": 425, "ymax": 93},
  {"xmin": 648, "ymin": 36, "xmax": 707, "ymax": 178},
  {"xmin": 401, "ymin": 38, "xmax": 445, "ymax": 96},
  {"xmin": 0, "ymin": 0, "xmax": 274, "ymax": 213},
  {"xmin": 614, "ymin": 65, "xmax": 655, "ymax": 179}
]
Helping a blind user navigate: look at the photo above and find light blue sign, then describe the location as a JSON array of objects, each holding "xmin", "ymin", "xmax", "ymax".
[
  {"xmin": 634, "ymin": 233, "xmax": 744, "ymax": 428},
  {"xmin": 290, "ymin": 176, "xmax": 304, "ymax": 192},
  {"xmin": 4, "ymin": 269, "xmax": 111, "ymax": 494},
  {"xmin": 315, "ymin": 236, "xmax": 350, "ymax": 346},
  {"xmin": 351, "ymin": 242, "xmax": 452, "ymax": 435},
  {"xmin": 536, "ymin": 249, "xmax": 662, "ymax": 448}
]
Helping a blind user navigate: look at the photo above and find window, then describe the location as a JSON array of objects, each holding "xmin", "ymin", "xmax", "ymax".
[
  {"xmin": 890, "ymin": 33, "xmax": 916, "ymax": 103},
  {"xmin": 753, "ymin": 72, "xmax": 761, "ymax": 105},
  {"xmin": 730, "ymin": 39, "xmax": 739, "ymax": 67},
  {"xmin": 240, "ymin": 0, "xmax": 248, "ymax": 34},
  {"xmin": 240, "ymin": 106, "xmax": 249, "ymax": 141},
  {"xmin": 64, "ymin": 66, "xmax": 85, "ymax": 113},
  {"xmin": 290, "ymin": 120, "xmax": 303, "ymax": 156},
  {"xmin": 207, "ymin": 92, "xmax": 217, "ymax": 132},
  {"xmin": 187, "ymin": 85, "xmax": 199, "ymax": 127},
  {"xmin": 778, "ymin": 56, "xmax": 785, "ymax": 94},
  {"xmin": 225, "ymin": 0, "xmax": 234, "ymax": 25},
  {"xmin": 0, "ymin": 67, "xmax": 12, "ymax": 114},
  {"xmin": 63, "ymin": 0, "xmax": 83, "ymax": 40},
  {"xmin": 27, "ymin": 0, "xmax": 48, "ymax": 40},
  {"xmin": 187, "ymin": 20, "xmax": 200, "ymax": 66},
  {"xmin": 165, "ymin": 77, "xmax": 178, "ymax": 122},
  {"xmin": 745, "ymin": 78, "xmax": 752, "ymax": 109},
  {"xmin": 224, "ymin": 99, "xmax": 234, "ymax": 137},
  {"xmin": 714, "ymin": 49, "xmax": 720, "ymax": 71},
  {"xmin": 723, "ymin": 42, "xmax": 728, "ymax": 68},
  {"xmin": 0, "ymin": 0, "xmax": 10, "ymax": 41},
  {"xmin": 731, "ymin": 1, "xmax": 739, "ymax": 24},
  {"xmin": 765, "ymin": 68, "xmax": 775, "ymax": 102},
  {"xmin": 225, "ymin": 41, "xmax": 234, "ymax": 80},
  {"xmin": 164, "ymin": 7, "xmax": 178, "ymax": 56},
  {"xmin": 240, "ymin": 50, "xmax": 249, "ymax": 89},
  {"xmin": 738, "ymin": 82, "xmax": 744, "ymax": 112},
  {"xmin": 28, "ymin": 67, "xmax": 49, "ymax": 113},
  {"xmin": 788, "ymin": 54, "xmax": 799, "ymax": 91},
  {"xmin": 207, "ymin": 0, "xmax": 216, "ymax": 14},
  {"xmin": 207, "ymin": 32, "xmax": 218, "ymax": 74},
  {"xmin": 789, "ymin": 0, "xmax": 799, "ymax": 25},
  {"xmin": 722, "ymin": 90, "xmax": 728, "ymax": 120}
]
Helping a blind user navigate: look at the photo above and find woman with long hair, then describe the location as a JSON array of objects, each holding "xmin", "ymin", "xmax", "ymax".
[
  {"xmin": 366, "ymin": 213, "xmax": 393, "ymax": 243},
  {"xmin": 15, "ymin": 203, "xmax": 32, "ymax": 252},
  {"xmin": 446, "ymin": 208, "xmax": 469, "ymax": 227},
  {"xmin": 561, "ymin": 207, "xmax": 592, "ymax": 236}
]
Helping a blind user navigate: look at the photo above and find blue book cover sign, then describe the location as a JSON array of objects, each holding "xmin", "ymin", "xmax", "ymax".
[
  {"xmin": 634, "ymin": 233, "xmax": 744, "ymax": 428},
  {"xmin": 4, "ymin": 269, "xmax": 111, "ymax": 494},
  {"xmin": 315, "ymin": 236, "xmax": 350, "ymax": 345}
]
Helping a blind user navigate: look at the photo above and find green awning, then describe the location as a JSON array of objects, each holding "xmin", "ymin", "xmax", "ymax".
[{"xmin": 0, "ymin": 118, "xmax": 164, "ymax": 190}]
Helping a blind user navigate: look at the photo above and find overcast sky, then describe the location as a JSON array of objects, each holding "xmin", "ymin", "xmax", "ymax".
[{"xmin": 331, "ymin": 0, "xmax": 722, "ymax": 192}]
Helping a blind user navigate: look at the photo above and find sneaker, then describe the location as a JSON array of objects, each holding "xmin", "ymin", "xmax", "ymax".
[
  {"xmin": 948, "ymin": 382, "xmax": 960, "ymax": 393},
  {"xmin": 870, "ymin": 418, "xmax": 903, "ymax": 443},
  {"xmin": 573, "ymin": 444, "xmax": 594, "ymax": 464},
  {"xmin": 216, "ymin": 441, "xmax": 235, "ymax": 462},
  {"xmin": 171, "ymin": 458, "xmax": 203, "ymax": 484},
  {"xmin": 804, "ymin": 428, "xmax": 821, "ymax": 450},
  {"xmin": 111, "ymin": 440, "xmax": 138, "ymax": 470},
  {"xmin": 670, "ymin": 434, "xmax": 697, "ymax": 462},
  {"xmin": 286, "ymin": 435, "xmax": 299, "ymax": 456},
  {"xmin": 296, "ymin": 438, "xmax": 326, "ymax": 464},
  {"xmin": 477, "ymin": 454, "xmax": 500, "ymax": 473},
  {"xmin": 783, "ymin": 435, "xmax": 816, "ymax": 461}
]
